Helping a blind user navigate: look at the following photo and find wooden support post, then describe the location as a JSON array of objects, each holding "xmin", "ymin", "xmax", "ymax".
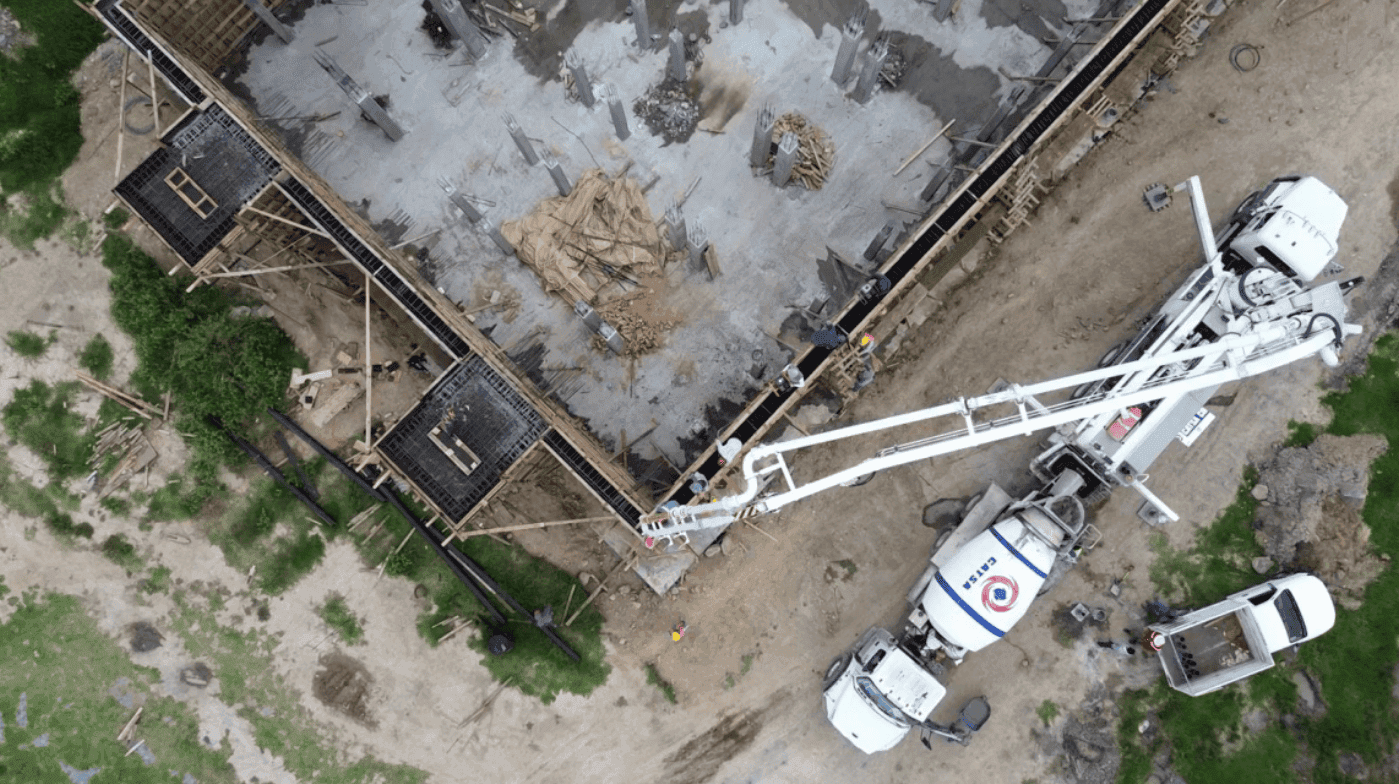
[
  {"xmin": 565, "ymin": 554, "xmax": 635, "ymax": 626},
  {"xmin": 184, "ymin": 258, "xmax": 354, "ymax": 292},
  {"xmin": 242, "ymin": 205, "xmax": 330, "ymax": 237},
  {"xmin": 893, "ymin": 118, "xmax": 955, "ymax": 176},
  {"xmin": 364, "ymin": 271, "xmax": 372, "ymax": 447},
  {"xmin": 452, "ymin": 515, "xmax": 614, "ymax": 540},
  {"xmin": 146, "ymin": 51, "xmax": 160, "ymax": 134},
  {"xmin": 114, "ymin": 49, "xmax": 129, "ymax": 186}
]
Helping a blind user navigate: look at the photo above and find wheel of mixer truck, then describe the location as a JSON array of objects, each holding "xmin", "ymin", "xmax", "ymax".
[{"xmin": 823, "ymin": 651, "xmax": 853, "ymax": 691}]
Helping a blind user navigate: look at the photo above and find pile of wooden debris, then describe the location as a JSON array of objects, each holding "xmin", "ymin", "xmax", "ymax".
[{"xmin": 769, "ymin": 113, "xmax": 835, "ymax": 190}]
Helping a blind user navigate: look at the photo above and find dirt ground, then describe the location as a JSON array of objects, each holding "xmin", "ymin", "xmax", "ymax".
[{"xmin": 4, "ymin": 0, "xmax": 1399, "ymax": 782}]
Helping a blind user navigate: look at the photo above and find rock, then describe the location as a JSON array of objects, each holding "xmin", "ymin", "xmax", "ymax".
[
  {"xmin": 1251, "ymin": 483, "xmax": 1269, "ymax": 501},
  {"xmin": 579, "ymin": 572, "xmax": 595, "ymax": 587},
  {"xmin": 630, "ymin": 601, "xmax": 642, "ymax": 610},
  {"xmin": 1252, "ymin": 556, "xmax": 1275, "ymax": 574},
  {"xmin": 1339, "ymin": 752, "xmax": 1369, "ymax": 779},
  {"xmin": 720, "ymin": 535, "xmax": 734, "ymax": 556},
  {"xmin": 703, "ymin": 542, "xmax": 722, "ymax": 557}
]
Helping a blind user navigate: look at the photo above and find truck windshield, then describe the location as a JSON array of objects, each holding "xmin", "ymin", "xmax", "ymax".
[
  {"xmin": 1274, "ymin": 590, "xmax": 1307, "ymax": 643},
  {"xmin": 856, "ymin": 677, "xmax": 911, "ymax": 725}
]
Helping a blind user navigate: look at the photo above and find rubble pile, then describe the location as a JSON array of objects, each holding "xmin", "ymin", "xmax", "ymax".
[{"xmin": 634, "ymin": 80, "xmax": 700, "ymax": 144}]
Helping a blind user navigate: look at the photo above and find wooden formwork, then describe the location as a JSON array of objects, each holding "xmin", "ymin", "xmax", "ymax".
[
  {"xmin": 118, "ymin": 17, "xmax": 652, "ymax": 528},
  {"xmin": 129, "ymin": 0, "xmax": 285, "ymax": 75}
]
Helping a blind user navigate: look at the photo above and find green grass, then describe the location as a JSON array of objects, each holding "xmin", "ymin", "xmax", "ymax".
[
  {"xmin": 4, "ymin": 329, "xmax": 49, "ymax": 358},
  {"xmin": 2, "ymin": 379, "xmax": 94, "ymax": 481},
  {"xmin": 102, "ymin": 207, "xmax": 130, "ymax": 231},
  {"xmin": 1149, "ymin": 465, "xmax": 1265, "ymax": 606},
  {"xmin": 0, "ymin": 0, "xmax": 104, "ymax": 247},
  {"xmin": 100, "ymin": 533, "xmax": 141, "ymax": 572},
  {"xmin": 1036, "ymin": 699, "xmax": 1059, "ymax": 726},
  {"xmin": 141, "ymin": 565, "xmax": 171, "ymax": 594},
  {"xmin": 0, "ymin": 592, "xmax": 239, "ymax": 783},
  {"xmin": 99, "ymin": 495, "xmax": 130, "ymax": 516},
  {"xmin": 319, "ymin": 594, "xmax": 364, "ymax": 645},
  {"xmin": 349, "ymin": 492, "xmax": 610, "ymax": 704},
  {"xmin": 1282, "ymin": 420, "xmax": 1320, "ymax": 449},
  {"xmin": 645, "ymin": 663, "xmax": 677, "ymax": 704},
  {"xmin": 1123, "ymin": 333, "xmax": 1399, "ymax": 783},
  {"xmin": 101, "ymin": 234, "xmax": 305, "ymax": 518},
  {"xmin": 164, "ymin": 591, "xmax": 427, "ymax": 784},
  {"xmin": 78, "ymin": 333, "xmax": 114, "ymax": 381}
]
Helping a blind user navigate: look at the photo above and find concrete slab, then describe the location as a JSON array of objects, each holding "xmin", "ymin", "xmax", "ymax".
[{"xmin": 231, "ymin": 0, "xmax": 1092, "ymax": 494}]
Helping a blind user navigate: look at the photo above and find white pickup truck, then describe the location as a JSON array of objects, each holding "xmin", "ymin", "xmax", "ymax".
[{"xmin": 1150, "ymin": 573, "xmax": 1336, "ymax": 696}]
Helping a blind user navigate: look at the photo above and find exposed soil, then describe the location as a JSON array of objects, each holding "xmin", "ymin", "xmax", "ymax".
[
  {"xmin": 129, "ymin": 621, "xmax": 164, "ymax": 652},
  {"xmin": 312, "ymin": 651, "xmax": 377, "ymax": 728},
  {"xmin": 5, "ymin": 1, "xmax": 1399, "ymax": 783},
  {"xmin": 1254, "ymin": 433, "xmax": 1389, "ymax": 608}
]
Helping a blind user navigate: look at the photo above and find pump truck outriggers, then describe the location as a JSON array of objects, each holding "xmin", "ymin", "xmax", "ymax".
[{"xmin": 637, "ymin": 174, "xmax": 1361, "ymax": 754}]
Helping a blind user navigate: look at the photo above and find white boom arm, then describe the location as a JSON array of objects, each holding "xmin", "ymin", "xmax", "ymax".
[{"xmin": 639, "ymin": 178, "xmax": 1361, "ymax": 547}]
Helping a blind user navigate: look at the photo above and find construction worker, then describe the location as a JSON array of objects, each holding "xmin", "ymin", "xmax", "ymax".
[{"xmin": 671, "ymin": 620, "xmax": 687, "ymax": 642}]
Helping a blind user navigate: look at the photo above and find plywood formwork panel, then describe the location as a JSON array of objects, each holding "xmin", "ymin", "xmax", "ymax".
[{"xmin": 130, "ymin": 0, "xmax": 285, "ymax": 74}]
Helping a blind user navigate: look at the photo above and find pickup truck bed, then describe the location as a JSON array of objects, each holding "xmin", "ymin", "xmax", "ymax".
[{"xmin": 1164, "ymin": 612, "xmax": 1256, "ymax": 683}]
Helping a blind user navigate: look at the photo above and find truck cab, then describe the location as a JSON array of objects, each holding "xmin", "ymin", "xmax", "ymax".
[
  {"xmin": 822, "ymin": 627, "xmax": 948, "ymax": 754},
  {"xmin": 1151, "ymin": 573, "xmax": 1336, "ymax": 696},
  {"xmin": 1223, "ymin": 176, "xmax": 1347, "ymax": 283}
]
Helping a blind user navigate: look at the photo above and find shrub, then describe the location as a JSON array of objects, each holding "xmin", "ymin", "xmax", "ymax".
[
  {"xmin": 78, "ymin": 333, "xmax": 115, "ymax": 380},
  {"xmin": 5, "ymin": 330, "xmax": 48, "ymax": 358}
]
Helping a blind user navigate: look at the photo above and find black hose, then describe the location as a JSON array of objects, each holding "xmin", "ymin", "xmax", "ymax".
[
  {"xmin": 1304, "ymin": 313, "xmax": 1343, "ymax": 347},
  {"xmin": 1235, "ymin": 272, "xmax": 1256, "ymax": 307},
  {"xmin": 1229, "ymin": 44, "xmax": 1261, "ymax": 72}
]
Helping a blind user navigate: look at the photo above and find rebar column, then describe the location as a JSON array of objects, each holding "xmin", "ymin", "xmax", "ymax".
[
  {"xmin": 565, "ymin": 51, "xmax": 595, "ymax": 107},
  {"xmin": 313, "ymin": 51, "xmax": 404, "ymax": 141},
  {"xmin": 852, "ymin": 39, "xmax": 889, "ymax": 104},
  {"xmin": 502, "ymin": 112, "xmax": 539, "ymax": 165},
  {"xmin": 629, "ymin": 0, "xmax": 651, "ymax": 49},
  {"xmin": 439, "ymin": 178, "xmax": 484, "ymax": 223},
  {"xmin": 429, "ymin": 0, "xmax": 487, "ymax": 59},
  {"xmin": 729, "ymin": 0, "xmax": 744, "ymax": 25},
  {"xmin": 542, "ymin": 150, "xmax": 572, "ymax": 197},
  {"xmin": 831, "ymin": 12, "xmax": 864, "ymax": 86},
  {"xmin": 749, "ymin": 103, "xmax": 775, "ymax": 167},
  {"xmin": 687, "ymin": 221, "xmax": 709, "ymax": 271},
  {"xmin": 605, "ymin": 84, "xmax": 630, "ymax": 140},
  {"xmin": 664, "ymin": 202, "xmax": 686, "ymax": 251},
  {"xmin": 772, "ymin": 132, "xmax": 799, "ymax": 187},
  {"xmin": 240, "ymin": 0, "xmax": 294, "ymax": 44},
  {"xmin": 667, "ymin": 28, "xmax": 686, "ymax": 82},
  {"xmin": 482, "ymin": 219, "xmax": 514, "ymax": 256}
]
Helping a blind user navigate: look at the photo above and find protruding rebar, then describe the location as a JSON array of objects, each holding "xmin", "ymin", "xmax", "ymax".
[
  {"xmin": 503, "ymin": 112, "xmax": 539, "ymax": 165},
  {"xmin": 831, "ymin": 11, "xmax": 865, "ymax": 86},
  {"xmin": 664, "ymin": 202, "xmax": 687, "ymax": 251},
  {"xmin": 772, "ymin": 132, "xmax": 799, "ymax": 187},
  {"xmin": 749, "ymin": 103, "xmax": 775, "ymax": 168},
  {"xmin": 565, "ymin": 51, "xmax": 595, "ymax": 107},
  {"xmin": 852, "ymin": 38, "xmax": 889, "ymax": 104},
  {"xmin": 687, "ymin": 221, "xmax": 709, "ymax": 271},
  {"xmin": 542, "ymin": 150, "xmax": 572, "ymax": 197}
]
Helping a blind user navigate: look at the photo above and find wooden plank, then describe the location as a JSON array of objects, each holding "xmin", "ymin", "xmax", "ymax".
[{"xmin": 242, "ymin": 205, "xmax": 330, "ymax": 237}]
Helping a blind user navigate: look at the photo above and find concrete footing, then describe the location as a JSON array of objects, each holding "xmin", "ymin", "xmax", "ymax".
[
  {"xmin": 831, "ymin": 12, "xmax": 865, "ymax": 86},
  {"xmin": 772, "ymin": 132, "xmax": 799, "ymax": 187},
  {"xmin": 853, "ymin": 39, "xmax": 889, "ymax": 104},
  {"xmin": 749, "ymin": 104, "xmax": 775, "ymax": 168},
  {"xmin": 606, "ymin": 84, "xmax": 630, "ymax": 140},
  {"xmin": 629, "ymin": 0, "xmax": 651, "ymax": 49},
  {"xmin": 729, "ymin": 0, "xmax": 744, "ymax": 25},
  {"xmin": 667, "ymin": 28, "xmax": 686, "ymax": 82},
  {"xmin": 687, "ymin": 222, "xmax": 709, "ymax": 270}
]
